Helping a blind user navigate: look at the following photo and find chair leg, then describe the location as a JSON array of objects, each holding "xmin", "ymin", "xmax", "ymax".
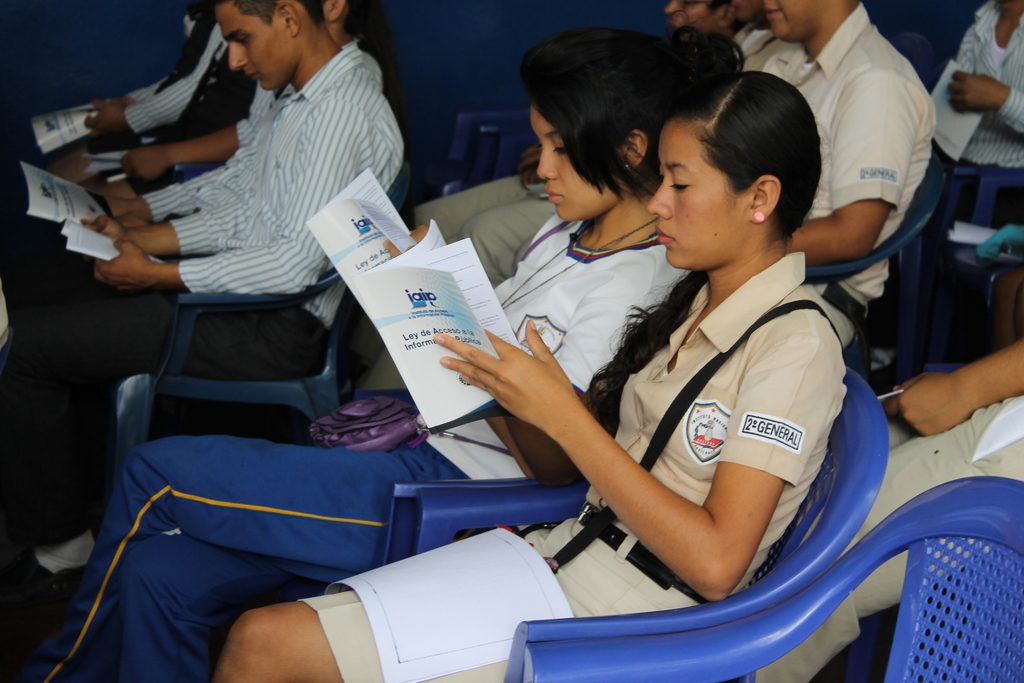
[
  {"xmin": 843, "ymin": 612, "xmax": 885, "ymax": 683},
  {"xmin": 108, "ymin": 374, "xmax": 157, "ymax": 497}
]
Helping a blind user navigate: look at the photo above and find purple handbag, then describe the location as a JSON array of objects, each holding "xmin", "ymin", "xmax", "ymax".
[{"xmin": 309, "ymin": 396, "xmax": 423, "ymax": 452}]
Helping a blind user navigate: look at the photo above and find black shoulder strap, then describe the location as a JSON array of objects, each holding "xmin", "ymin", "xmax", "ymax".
[{"xmin": 551, "ymin": 300, "xmax": 828, "ymax": 571}]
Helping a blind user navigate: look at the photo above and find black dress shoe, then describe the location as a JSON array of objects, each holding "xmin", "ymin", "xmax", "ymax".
[{"xmin": 0, "ymin": 549, "xmax": 84, "ymax": 608}]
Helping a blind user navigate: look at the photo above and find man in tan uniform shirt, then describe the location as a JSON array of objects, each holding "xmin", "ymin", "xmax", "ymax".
[{"xmin": 761, "ymin": 0, "xmax": 935, "ymax": 343}]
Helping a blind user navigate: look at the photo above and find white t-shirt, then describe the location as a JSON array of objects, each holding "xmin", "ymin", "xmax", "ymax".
[{"xmin": 429, "ymin": 215, "xmax": 681, "ymax": 479}]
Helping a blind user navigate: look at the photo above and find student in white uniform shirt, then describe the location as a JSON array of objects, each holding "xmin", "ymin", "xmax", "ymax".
[
  {"xmin": 14, "ymin": 27, "xmax": 742, "ymax": 683},
  {"xmin": 213, "ymin": 70, "xmax": 844, "ymax": 683}
]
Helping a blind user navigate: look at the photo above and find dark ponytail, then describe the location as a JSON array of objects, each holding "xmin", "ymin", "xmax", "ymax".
[{"xmin": 346, "ymin": 0, "xmax": 409, "ymax": 153}]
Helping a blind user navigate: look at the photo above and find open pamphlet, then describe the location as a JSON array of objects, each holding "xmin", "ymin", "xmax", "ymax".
[
  {"xmin": 22, "ymin": 162, "xmax": 109, "ymax": 222},
  {"xmin": 31, "ymin": 105, "xmax": 94, "ymax": 154},
  {"xmin": 307, "ymin": 170, "xmax": 516, "ymax": 431},
  {"xmin": 931, "ymin": 60, "xmax": 983, "ymax": 162},
  {"xmin": 331, "ymin": 529, "xmax": 573, "ymax": 683}
]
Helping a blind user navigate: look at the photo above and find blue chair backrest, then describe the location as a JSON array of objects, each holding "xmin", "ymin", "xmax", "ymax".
[
  {"xmin": 556, "ymin": 478, "xmax": 1024, "ymax": 683},
  {"xmin": 886, "ymin": 32, "xmax": 935, "ymax": 88}
]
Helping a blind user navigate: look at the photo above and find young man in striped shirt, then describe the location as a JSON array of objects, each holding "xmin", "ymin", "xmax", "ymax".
[{"xmin": 0, "ymin": 0, "xmax": 402, "ymax": 610}]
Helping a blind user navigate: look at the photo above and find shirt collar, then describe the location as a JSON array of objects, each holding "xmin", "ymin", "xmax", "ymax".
[
  {"xmin": 294, "ymin": 42, "xmax": 362, "ymax": 104},
  {"xmin": 686, "ymin": 253, "xmax": 807, "ymax": 353},
  {"xmin": 771, "ymin": 3, "xmax": 871, "ymax": 82}
]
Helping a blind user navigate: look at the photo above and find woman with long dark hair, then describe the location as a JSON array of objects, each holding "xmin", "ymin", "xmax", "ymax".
[{"xmin": 213, "ymin": 71, "xmax": 845, "ymax": 683}]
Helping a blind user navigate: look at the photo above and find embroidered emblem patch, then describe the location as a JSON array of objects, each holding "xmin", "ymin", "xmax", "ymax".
[
  {"xmin": 517, "ymin": 315, "xmax": 566, "ymax": 354},
  {"xmin": 859, "ymin": 166, "xmax": 898, "ymax": 183},
  {"xmin": 683, "ymin": 399, "xmax": 731, "ymax": 465},
  {"xmin": 738, "ymin": 411, "xmax": 806, "ymax": 455}
]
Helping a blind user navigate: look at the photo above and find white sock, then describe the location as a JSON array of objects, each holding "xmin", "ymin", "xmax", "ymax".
[{"xmin": 34, "ymin": 530, "xmax": 94, "ymax": 573}]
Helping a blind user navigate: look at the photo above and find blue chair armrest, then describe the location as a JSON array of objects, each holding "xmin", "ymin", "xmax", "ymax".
[
  {"xmin": 381, "ymin": 479, "xmax": 587, "ymax": 564},
  {"xmin": 163, "ymin": 272, "xmax": 341, "ymax": 374}
]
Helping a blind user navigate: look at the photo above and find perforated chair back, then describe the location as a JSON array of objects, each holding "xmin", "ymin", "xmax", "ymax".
[
  {"xmin": 561, "ymin": 478, "xmax": 1024, "ymax": 683},
  {"xmin": 888, "ymin": 531, "xmax": 1024, "ymax": 682}
]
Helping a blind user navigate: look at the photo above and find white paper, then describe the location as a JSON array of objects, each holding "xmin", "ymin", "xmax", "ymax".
[
  {"xmin": 359, "ymin": 265, "xmax": 501, "ymax": 428},
  {"xmin": 974, "ymin": 396, "xmax": 1024, "ymax": 462},
  {"xmin": 61, "ymin": 219, "xmax": 119, "ymax": 261},
  {"xmin": 949, "ymin": 221, "xmax": 996, "ymax": 246},
  {"xmin": 85, "ymin": 150, "xmax": 128, "ymax": 162},
  {"xmin": 336, "ymin": 529, "xmax": 572, "ymax": 683},
  {"xmin": 22, "ymin": 162, "xmax": 107, "ymax": 222},
  {"xmin": 31, "ymin": 105, "xmax": 93, "ymax": 154},
  {"xmin": 85, "ymin": 159, "xmax": 124, "ymax": 174},
  {"xmin": 931, "ymin": 61, "xmax": 984, "ymax": 161}
]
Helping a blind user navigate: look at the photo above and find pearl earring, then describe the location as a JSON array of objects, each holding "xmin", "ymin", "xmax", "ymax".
[{"xmin": 754, "ymin": 211, "xmax": 766, "ymax": 223}]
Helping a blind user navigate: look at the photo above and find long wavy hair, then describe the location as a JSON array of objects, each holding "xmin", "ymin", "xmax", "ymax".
[
  {"xmin": 520, "ymin": 27, "xmax": 742, "ymax": 200},
  {"xmin": 587, "ymin": 72, "xmax": 822, "ymax": 433}
]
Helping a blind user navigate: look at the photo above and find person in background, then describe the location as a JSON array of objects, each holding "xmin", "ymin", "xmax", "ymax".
[
  {"xmin": 664, "ymin": 0, "xmax": 740, "ymax": 38},
  {"xmin": 761, "ymin": 0, "xmax": 934, "ymax": 347},
  {"xmin": 731, "ymin": 0, "xmax": 786, "ymax": 70},
  {"xmin": 0, "ymin": 0, "xmax": 402, "ymax": 618},
  {"xmin": 49, "ymin": 0, "xmax": 256, "ymax": 194}
]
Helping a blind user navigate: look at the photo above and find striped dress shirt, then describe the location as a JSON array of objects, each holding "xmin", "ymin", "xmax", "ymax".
[
  {"xmin": 959, "ymin": 0, "xmax": 1024, "ymax": 168},
  {"xmin": 153, "ymin": 43, "xmax": 402, "ymax": 327},
  {"xmin": 123, "ymin": 27, "xmax": 226, "ymax": 134}
]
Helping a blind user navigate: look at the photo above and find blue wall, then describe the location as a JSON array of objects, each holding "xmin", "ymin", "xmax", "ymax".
[{"xmin": 0, "ymin": 0, "xmax": 979, "ymax": 258}]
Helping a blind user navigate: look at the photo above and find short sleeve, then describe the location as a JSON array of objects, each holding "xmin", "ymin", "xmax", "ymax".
[
  {"xmin": 718, "ymin": 313, "xmax": 845, "ymax": 485},
  {"xmin": 827, "ymin": 70, "xmax": 929, "ymax": 210}
]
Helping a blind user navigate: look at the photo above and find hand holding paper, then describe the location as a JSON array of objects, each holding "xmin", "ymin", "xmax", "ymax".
[
  {"xmin": 931, "ymin": 61, "xmax": 984, "ymax": 161},
  {"xmin": 21, "ymin": 162, "xmax": 108, "ymax": 222}
]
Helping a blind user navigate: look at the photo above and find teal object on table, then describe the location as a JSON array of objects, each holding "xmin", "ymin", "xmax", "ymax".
[{"xmin": 976, "ymin": 223, "xmax": 1024, "ymax": 262}]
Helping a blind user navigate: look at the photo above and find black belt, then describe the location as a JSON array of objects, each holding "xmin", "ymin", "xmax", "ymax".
[{"xmin": 579, "ymin": 504, "xmax": 707, "ymax": 604}]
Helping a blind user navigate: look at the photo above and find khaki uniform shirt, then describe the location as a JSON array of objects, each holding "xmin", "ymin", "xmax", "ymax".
[
  {"xmin": 582, "ymin": 254, "xmax": 846, "ymax": 592},
  {"xmin": 763, "ymin": 4, "xmax": 935, "ymax": 304}
]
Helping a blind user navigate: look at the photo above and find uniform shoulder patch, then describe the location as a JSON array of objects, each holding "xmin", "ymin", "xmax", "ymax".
[
  {"xmin": 683, "ymin": 399, "xmax": 731, "ymax": 465},
  {"xmin": 738, "ymin": 411, "xmax": 806, "ymax": 455}
]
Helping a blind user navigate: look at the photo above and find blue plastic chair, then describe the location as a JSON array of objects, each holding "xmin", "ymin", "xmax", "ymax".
[
  {"xmin": 108, "ymin": 163, "xmax": 411, "ymax": 476},
  {"xmin": 885, "ymin": 32, "xmax": 935, "ymax": 89},
  {"xmin": 422, "ymin": 106, "xmax": 533, "ymax": 198},
  {"xmin": 927, "ymin": 165, "xmax": 1024, "ymax": 364},
  {"xmin": 575, "ymin": 477, "xmax": 1024, "ymax": 683},
  {"xmin": 806, "ymin": 153, "xmax": 944, "ymax": 380},
  {"xmin": 0, "ymin": 328, "xmax": 10, "ymax": 376},
  {"xmin": 379, "ymin": 369, "xmax": 888, "ymax": 682}
]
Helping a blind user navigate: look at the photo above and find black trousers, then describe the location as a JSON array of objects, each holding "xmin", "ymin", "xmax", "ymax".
[{"xmin": 0, "ymin": 251, "xmax": 326, "ymax": 546}]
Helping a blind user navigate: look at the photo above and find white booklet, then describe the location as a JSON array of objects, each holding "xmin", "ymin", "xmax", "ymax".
[
  {"xmin": 308, "ymin": 170, "xmax": 516, "ymax": 431},
  {"xmin": 22, "ymin": 162, "xmax": 108, "ymax": 222},
  {"xmin": 931, "ymin": 60, "xmax": 984, "ymax": 161},
  {"xmin": 61, "ymin": 219, "xmax": 119, "ymax": 261},
  {"xmin": 332, "ymin": 529, "xmax": 573, "ymax": 683},
  {"xmin": 31, "ymin": 105, "xmax": 94, "ymax": 154},
  {"xmin": 974, "ymin": 396, "xmax": 1024, "ymax": 463}
]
